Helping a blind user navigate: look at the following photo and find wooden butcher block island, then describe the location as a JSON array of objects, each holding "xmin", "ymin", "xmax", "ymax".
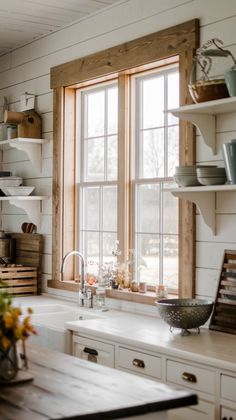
[{"xmin": 0, "ymin": 345, "xmax": 197, "ymax": 420}]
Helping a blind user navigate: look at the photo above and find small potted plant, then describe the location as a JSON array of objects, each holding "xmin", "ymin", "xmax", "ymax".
[
  {"xmin": 189, "ymin": 38, "xmax": 236, "ymax": 102},
  {"xmin": 0, "ymin": 288, "xmax": 36, "ymax": 382}
]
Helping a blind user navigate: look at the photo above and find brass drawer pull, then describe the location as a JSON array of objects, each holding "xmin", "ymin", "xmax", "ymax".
[
  {"xmin": 182, "ymin": 372, "xmax": 197, "ymax": 383},
  {"xmin": 132, "ymin": 358, "xmax": 145, "ymax": 368}
]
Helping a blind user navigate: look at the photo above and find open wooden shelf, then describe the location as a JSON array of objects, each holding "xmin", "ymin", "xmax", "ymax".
[
  {"xmin": 0, "ymin": 195, "xmax": 47, "ymax": 226},
  {"xmin": 165, "ymin": 184, "xmax": 236, "ymax": 235},
  {"xmin": 166, "ymin": 96, "xmax": 236, "ymax": 154},
  {"xmin": 0, "ymin": 137, "xmax": 48, "ymax": 172}
]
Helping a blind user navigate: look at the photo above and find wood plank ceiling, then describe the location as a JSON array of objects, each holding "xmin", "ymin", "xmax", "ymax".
[{"xmin": 0, "ymin": 0, "xmax": 126, "ymax": 56}]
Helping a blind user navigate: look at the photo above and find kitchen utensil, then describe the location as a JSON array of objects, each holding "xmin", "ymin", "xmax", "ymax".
[
  {"xmin": 21, "ymin": 222, "xmax": 37, "ymax": 234},
  {"xmin": 156, "ymin": 298, "xmax": 214, "ymax": 335}
]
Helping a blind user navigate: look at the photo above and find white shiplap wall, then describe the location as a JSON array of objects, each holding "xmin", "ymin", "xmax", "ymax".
[{"xmin": 0, "ymin": 0, "xmax": 236, "ymax": 296}]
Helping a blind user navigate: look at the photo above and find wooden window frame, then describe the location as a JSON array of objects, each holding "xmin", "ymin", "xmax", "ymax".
[{"xmin": 49, "ymin": 19, "xmax": 199, "ymax": 299}]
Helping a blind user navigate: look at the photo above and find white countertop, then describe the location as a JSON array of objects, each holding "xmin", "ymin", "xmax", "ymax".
[{"xmin": 14, "ymin": 294, "xmax": 236, "ymax": 373}]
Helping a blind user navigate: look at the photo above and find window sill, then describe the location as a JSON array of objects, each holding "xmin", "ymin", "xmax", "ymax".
[{"xmin": 48, "ymin": 280, "xmax": 177, "ymax": 306}]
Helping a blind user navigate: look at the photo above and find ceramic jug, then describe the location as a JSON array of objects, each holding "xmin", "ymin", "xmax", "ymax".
[{"xmin": 222, "ymin": 140, "xmax": 236, "ymax": 184}]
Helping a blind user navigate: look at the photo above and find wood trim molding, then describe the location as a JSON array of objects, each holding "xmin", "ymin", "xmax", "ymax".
[
  {"xmin": 51, "ymin": 19, "xmax": 199, "ymax": 89},
  {"xmin": 51, "ymin": 19, "xmax": 200, "ymax": 298}
]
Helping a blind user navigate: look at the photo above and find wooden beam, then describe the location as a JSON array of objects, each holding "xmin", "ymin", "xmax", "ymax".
[
  {"xmin": 51, "ymin": 19, "xmax": 199, "ymax": 89},
  {"xmin": 52, "ymin": 87, "xmax": 64, "ymax": 284}
]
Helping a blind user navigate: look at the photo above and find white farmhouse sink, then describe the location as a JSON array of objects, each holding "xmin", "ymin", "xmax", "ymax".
[{"xmin": 23, "ymin": 303, "xmax": 101, "ymax": 354}]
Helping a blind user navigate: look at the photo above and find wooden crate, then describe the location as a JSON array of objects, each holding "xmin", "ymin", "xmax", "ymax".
[
  {"xmin": 0, "ymin": 265, "xmax": 38, "ymax": 296},
  {"xmin": 9, "ymin": 233, "xmax": 43, "ymax": 294}
]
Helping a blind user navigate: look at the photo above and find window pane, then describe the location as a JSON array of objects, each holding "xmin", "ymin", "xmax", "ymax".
[
  {"xmin": 83, "ymin": 187, "xmax": 100, "ymax": 230},
  {"xmin": 107, "ymin": 135, "xmax": 117, "ymax": 180},
  {"xmin": 163, "ymin": 235, "xmax": 178, "ymax": 289},
  {"xmin": 85, "ymin": 231, "xmax": 100, "ymax": 260},
  {"xmin": 85, "ymin": 138, "xmax": 104, "ymax": 180},
  {"xmin": 168, "ymin": 125, "xmax": 179, "ymax": 176},
  {"xmin": 103, "ymin": 186, "xmax": 117, "ymax": 231},
  {"xmin": 136, "ymin": 233, "xmax": 159, "ymax": 284},
  {"xmin": 142, "ymin": 128, "xmax": 164, "ymax": 178},
  {"xmin": 163, "ymin": 190, "xmax": 178, "ymax": 234},
  {"xmin": 108, "ymin": 87, "xmax": 118, "ymax": 135},
  {"xmin": 137, "ymin": 184, "xmax": 160, "ymax": 233},
  {"xmin": 168, "ymin": 72, "xmax": 179, "ymax": 125},
  {"xmin": 87, "ymin": 91, "xmax": 105, "ymax": 137},
  {"xmin": 103, "ymin": 233, "xmax": 117, "ymax": 264},
  {"xmin": 142, "ymin": 76, "xmax": 164, "ymax": 129}
]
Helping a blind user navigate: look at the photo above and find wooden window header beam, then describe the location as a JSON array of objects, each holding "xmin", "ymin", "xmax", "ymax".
[{"xmin": 51, "ymin": 19, "xmax": 199, "ymax": 89}]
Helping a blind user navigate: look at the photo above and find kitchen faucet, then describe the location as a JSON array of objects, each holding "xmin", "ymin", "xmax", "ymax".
[{"xmin": 60, "ymin": 250, "xmax": 91, "ymax": 307}]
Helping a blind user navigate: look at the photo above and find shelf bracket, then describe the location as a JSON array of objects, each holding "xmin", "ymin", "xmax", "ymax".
[
  {"xmin": 172, "ymin": 191, "xmax": 216, "ymax": 235},
  {"xmin": 172, "ymin": 111, "xmax": 216, "ymax": 154},
  {"xmin": 8, "ymin": 199, "xmax": 42, "ymax": 227},
  {"xmin": 9, "ymin": 141, "xmax": 42, "ymax": 172}
]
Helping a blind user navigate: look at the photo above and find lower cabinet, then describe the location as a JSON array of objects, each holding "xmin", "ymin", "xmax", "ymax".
[
  {"xmin": 72, "ymin": 332, "xmax": 236, "ymax": 420},
  {"xmin": 72, "ymin": 334, "xmax": 115, "ymax": 367}
]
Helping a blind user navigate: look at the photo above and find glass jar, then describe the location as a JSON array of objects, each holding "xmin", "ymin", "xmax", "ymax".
[
  {"xmin": 96, "ymin": 277, "xmax": 106, "ymax": 309},
  {"xmin": 156, "ymin": 284, "xmax": 168, "ymax": 299}
]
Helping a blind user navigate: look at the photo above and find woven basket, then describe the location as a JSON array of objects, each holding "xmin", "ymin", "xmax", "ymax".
[{"xmin": 188, "ymin": 79, "xmax": 229, "ymax": 103}]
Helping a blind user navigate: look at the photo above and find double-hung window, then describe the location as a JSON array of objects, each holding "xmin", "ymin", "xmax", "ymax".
[
  {"xmin": 131, "ymin": 67, "xmax": 179, "ymax": 291},
  {"xmin": 77, "ymin": 83, "xmax": 118, "ymax": 274},
  {"xmin": 76, "ymin": 65, "xmax": 179, "ymax": 292}
]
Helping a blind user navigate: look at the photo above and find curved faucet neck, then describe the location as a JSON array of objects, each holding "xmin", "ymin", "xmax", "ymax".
[{"xmin": 60, "ymin": 250, "xmax": 85, "ymax": 292}]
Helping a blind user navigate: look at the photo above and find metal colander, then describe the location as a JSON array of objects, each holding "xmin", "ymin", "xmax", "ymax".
[{"xmin": 156, "ymin": 299, "xmax": 214, "ymax": 336}]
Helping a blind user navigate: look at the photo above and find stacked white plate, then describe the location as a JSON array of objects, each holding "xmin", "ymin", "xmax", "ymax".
[
  {"xmin": 196, "ymin": 166, "xmax": 226, "ymax": 185},
  {"xmin": 0, "ymin": 176, "xmax": 22, "ymax": 187},
  {"xmin": 174, "ymin": 166, "xmax": 200, "ymax": 187}
]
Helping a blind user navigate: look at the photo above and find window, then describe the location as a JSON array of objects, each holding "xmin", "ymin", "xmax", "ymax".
[
  {"xmin": 50, "ymin": 19, "xmax": 199, "ymax": 300},
  {"xmin": 77, "ymin": 83, "xmax": 118, "ymax": 272},
  {"xmin": 131, "ymin": 68, "xmax": 179, "ymax": 291},
  {"xmin": 75, "ymin": 65, "xmax": 179, "ymax": 292}
]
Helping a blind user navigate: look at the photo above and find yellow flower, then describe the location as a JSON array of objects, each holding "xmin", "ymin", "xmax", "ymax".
[
  {"xmin": 1, "ymin": 336, "xmax": 11, "ymax": 350},
  {"xmin": 3, "ymin": 311, "xmax": 13, "ymax": 329},
  {"xmin": 27, "ymin": 307, "xmax": 33, "ymax": 315}
]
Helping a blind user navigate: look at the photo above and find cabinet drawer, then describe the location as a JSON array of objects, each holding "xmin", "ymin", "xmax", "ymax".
[
  {"xmin": 168, "ymin": 399, "xmax": 215, "ymax": 420},
  {"xmin": 221, "ymin": 406, "xmax": 236, "ymax": 419},
  {"xmin": 73, "ymin": 335, "xmax": 115, "ymax": 367},
  {"xmin": 221, "ymin": 374, "xmax": 236, "ymax": 402},
  {"xmin": 166, "ymin": 359, "xmax": 215, "ymax": 395},
  {"xmin": 118, "ymin": 346, "xmax": 162, "ymax": 380}
]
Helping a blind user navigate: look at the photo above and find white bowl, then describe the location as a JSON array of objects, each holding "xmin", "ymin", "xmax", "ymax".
[
  {"xmin": 1, "ymin": 186, "xmax": 35, "ymax": 196},
  {"xmin": 198, "ymin": 177, "xmax": 226, "ymax": 186},
  {"xmin": 174, "ymin": 174, "xmax": 200, "ymax": 187},
  {"xmin": 0, "ymin": 176, "xmax": 22, "ymax": 187}
]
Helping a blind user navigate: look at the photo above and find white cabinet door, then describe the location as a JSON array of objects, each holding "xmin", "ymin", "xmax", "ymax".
[{"xmin": 73, "ymin": 334, "xmax": 115, "ymax": 367}]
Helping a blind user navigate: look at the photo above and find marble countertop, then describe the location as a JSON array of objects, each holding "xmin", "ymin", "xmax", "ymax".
[{"xmin": 14, "ymin": 295, "xmax": 236, "ymax": 373}]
